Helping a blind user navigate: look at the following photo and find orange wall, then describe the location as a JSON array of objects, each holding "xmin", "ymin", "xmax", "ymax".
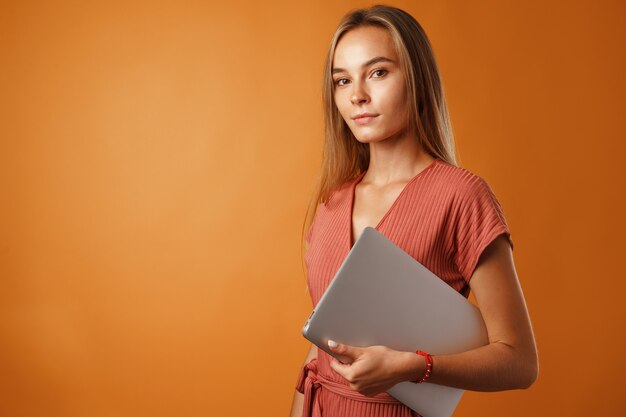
[{"xmin": 1, "ymin": 1, "xmax": 624, "ymax": 416}]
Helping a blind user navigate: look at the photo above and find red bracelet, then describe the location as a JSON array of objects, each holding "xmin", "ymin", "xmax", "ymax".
[{"xmin": 411, "ymin": 350, "xmax": 433, "ymax": 383}]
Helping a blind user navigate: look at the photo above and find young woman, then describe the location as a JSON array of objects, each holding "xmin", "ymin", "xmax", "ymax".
[{"xmin": 289, "ymin": 5, "xmax": 538, "ymax": 417}]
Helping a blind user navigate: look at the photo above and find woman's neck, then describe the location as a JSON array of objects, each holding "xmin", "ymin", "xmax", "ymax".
[{"xmin": 364, "ymin": 133, "xmax": 434, "ymax": 185}]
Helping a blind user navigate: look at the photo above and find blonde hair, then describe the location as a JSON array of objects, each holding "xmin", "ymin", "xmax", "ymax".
[{"xmin": 301, "ymin": 4, "xmax": 457, "ymax": 259}]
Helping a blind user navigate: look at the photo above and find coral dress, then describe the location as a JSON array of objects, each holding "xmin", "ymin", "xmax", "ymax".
[{"xmin": 296, "ymin": 157, "xmax": 513, "ymax": 417}]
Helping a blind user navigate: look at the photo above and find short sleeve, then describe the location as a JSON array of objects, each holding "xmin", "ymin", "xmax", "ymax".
[{"xmin": 454, "ymin": 176, "xmax": 513, "ymax": 283}]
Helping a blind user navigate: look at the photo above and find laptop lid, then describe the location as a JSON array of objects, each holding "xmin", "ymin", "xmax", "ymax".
[{"xmin": 302, "ymin": 227, "xmax": 489, "ymax": 417}]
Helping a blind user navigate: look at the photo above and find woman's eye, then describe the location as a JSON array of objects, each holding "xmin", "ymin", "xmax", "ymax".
[
  {"xmin": 372, "ymin": 69, "xmax": 387, "ymax": 77},
  {"xmin": 335, "ymin": 78, "xmax": 348, "ymax": 86}
]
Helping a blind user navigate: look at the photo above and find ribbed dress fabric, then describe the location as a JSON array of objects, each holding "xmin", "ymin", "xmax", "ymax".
[{"xmin": 296, "ymin": 157, "xmax": 513, "ymax": 417}]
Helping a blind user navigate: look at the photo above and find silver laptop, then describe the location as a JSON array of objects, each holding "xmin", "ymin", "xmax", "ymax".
[{"xmin": 302, "ymin": 227, "xmax": 489, "ymax": 417}]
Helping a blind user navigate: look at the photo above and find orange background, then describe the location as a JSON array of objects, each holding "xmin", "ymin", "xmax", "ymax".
[{"xmin": 1, "ymin": 1, "xmax": 624, "ymax": 416}]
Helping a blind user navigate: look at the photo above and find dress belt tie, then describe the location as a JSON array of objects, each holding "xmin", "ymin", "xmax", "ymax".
[{"xmin": 295, "ymin": 358, "xmax": 404, "ymax": 417}]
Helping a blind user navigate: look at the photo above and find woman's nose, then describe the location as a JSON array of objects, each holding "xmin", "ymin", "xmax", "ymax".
[{"xmin": 350, "ymin": 81, "xmax": 370, "ymax": 104}]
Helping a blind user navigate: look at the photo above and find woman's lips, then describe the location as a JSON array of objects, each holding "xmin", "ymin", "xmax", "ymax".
[{"xmin": 354, "ymin": 115, "xmax": 378, "ymax": 125}]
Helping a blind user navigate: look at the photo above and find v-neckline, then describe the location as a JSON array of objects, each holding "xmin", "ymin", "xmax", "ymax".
[{"xmin": 348, "ymin": 157, "xmax": 440, "ymax": 249}]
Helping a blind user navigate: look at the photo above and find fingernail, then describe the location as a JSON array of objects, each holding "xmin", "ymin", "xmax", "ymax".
[{"xmin": 328, "ymin": 340, "xmax": 337, "ymax": 348}]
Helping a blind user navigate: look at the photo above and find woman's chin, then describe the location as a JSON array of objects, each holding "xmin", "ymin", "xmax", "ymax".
[{"xmin": 353, "ymin": 134, "xmax": 387, "ymax": 145}]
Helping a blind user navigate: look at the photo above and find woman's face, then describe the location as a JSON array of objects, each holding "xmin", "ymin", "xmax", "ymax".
[{"xmin": 332, "ymin": 25, "xmax": 409, "ymax": 144}]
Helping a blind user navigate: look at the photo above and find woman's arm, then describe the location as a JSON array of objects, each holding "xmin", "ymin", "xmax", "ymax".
[
  {"xmin": 328, "ymin": 234, "xmax": 539, "ymax": 394},
  {"xmin": 419, "ymin": 234, "xmax": 538, "ymax": 390},
  {"xmin": 289, "ymin": 343, "xmax": 318, "ymax": 417}
]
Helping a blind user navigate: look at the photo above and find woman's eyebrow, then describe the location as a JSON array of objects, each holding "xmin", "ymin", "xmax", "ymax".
[{"xmin": 332, "ymin": 56, "xmax": 395, "ymax": 74}]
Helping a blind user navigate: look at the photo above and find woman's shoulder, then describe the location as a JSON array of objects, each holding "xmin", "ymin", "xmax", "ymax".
[
  {"xmin": 306, "ymin": 175, "xmax": 358, "ymax": 242},
  {"xmin": 321, "ymin": 173, "xmax": 362, "ymax": 207},
  {"xmin": 429, "ymin": 158, "xmax": 493, "ymax": 196},
  {"xmin": 433, "ymin": 160, "xmax": 508, "ymax": 233}
]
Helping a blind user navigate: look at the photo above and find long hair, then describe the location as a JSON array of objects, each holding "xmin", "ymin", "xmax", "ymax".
[{"xmin": 301, "ymin": 5, "xmax": 457, "ymax": 263}]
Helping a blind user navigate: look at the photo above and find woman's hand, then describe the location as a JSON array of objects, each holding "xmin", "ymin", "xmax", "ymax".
[{"xmin": 327, "ymin": 340, "xmax": 424, "ymax": 397}]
